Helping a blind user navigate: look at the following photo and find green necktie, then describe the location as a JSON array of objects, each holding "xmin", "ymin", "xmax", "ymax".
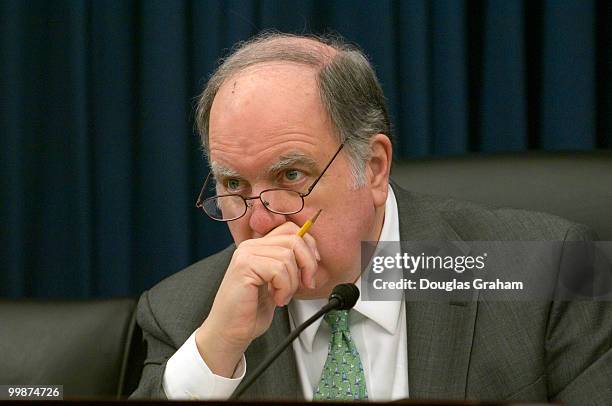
[{"xmin": 313, "ymin": 310, "xmax": 368, "ymax": 401}]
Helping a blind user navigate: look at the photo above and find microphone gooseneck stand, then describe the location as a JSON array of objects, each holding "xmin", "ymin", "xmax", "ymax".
[{"xmin": 230, "ymin": 283, "xmax": 360, "ymax": 399}]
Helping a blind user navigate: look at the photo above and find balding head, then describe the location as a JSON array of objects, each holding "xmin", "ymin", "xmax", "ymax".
[{"xmin": 195, "ymin": 32, "xmax": 391, "ymax": 186}]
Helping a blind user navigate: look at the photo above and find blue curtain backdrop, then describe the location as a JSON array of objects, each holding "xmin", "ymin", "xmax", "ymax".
[{"xmin": 1, "ymin": 0, "xmax": 610, "ymax": 298}]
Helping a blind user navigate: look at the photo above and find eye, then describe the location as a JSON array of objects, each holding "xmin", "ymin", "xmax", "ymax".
[
  {"xmin": 283, "ymin": 169, "xmax": 304, "ymax": 182},
  {"xmin": 226, "ymin": 178, "xmax": 242, "ymax": 191}
]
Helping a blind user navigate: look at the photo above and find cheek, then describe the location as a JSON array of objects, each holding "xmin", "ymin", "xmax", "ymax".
[
  {"xmin": 227, "ymin": 221, "xmax": 250, "ymax": 245},
  {"xmin": 314, "ymin": 197, "xmax": 376, "ymax": 267},
  {"xmin": 319, "ymin": 224, "xmax": 368, "ymax": 257}
]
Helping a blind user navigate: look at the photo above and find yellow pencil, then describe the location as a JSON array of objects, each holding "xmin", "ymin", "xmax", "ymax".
[{"xmin": 297, "ymin": 209, "xmax": 322, "ymax": 237}]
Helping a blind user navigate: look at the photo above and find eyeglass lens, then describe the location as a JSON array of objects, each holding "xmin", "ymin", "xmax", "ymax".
[{"xmin": 203, "ymin": 189, "xmax": 304, "ymax": 220}]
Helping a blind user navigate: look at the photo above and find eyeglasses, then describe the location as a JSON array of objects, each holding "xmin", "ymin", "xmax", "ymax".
[{"xmin": 196, "ymin": 144, "xmax": 344, "ymax": 222}]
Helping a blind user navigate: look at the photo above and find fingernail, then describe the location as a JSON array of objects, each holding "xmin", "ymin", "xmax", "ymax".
[
  {"xmin": 315, "ymin": 248, "xmax": 321, "ymax": 261},
  {"xmin": 310, "ymin": 277, "xmax": 316, "ymax": 289}
]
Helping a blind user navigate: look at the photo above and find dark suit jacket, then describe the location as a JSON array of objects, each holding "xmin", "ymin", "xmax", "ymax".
[{"xmin": 131, "ymin": 185, "xmax": 612, "ymax": 404}]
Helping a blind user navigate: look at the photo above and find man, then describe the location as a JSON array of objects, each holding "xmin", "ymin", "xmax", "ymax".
[{"xmin": 131, "ymin": 33, "xmax": 612, "ymax": 403}]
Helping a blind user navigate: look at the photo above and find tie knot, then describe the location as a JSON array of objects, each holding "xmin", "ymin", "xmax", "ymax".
[{"xmin": 324, "ymin": 310, "xmax": 350, "ymax": 333}]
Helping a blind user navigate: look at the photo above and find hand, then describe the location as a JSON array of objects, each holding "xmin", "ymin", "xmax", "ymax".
[{"xmin": 195, "ymin": 221, "xmax": 320, "ymax": 377}]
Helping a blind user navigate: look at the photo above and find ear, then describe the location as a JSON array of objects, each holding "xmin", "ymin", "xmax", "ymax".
[{"xmin": 366, "ymin": 134, "xmax": 392, "ymax": 208}]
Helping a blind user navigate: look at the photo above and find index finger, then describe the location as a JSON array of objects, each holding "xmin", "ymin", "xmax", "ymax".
[{"xmin": 265, "ymin": 221, "xmax": 319, "ymax": 261}]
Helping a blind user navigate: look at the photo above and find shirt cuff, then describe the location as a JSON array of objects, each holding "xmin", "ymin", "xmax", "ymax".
[{"xmin": 163, "ymin": 329, "xmax": 246, "ymax": 400}]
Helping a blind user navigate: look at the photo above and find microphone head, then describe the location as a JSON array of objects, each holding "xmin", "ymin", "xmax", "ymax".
[{"xmin": 329, "ymin": 283, "xmax": 360, "ymax": 310}]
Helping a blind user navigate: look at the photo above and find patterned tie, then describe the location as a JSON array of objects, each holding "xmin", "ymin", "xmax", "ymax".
[{"xmin": 313, "ymin": 310, "xmax": 368, "ymax": 400}]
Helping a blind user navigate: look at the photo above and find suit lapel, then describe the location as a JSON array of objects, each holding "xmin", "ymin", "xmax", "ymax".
[
  {"xmin": 242, "ymin": 306, "xmax": 301, "ymax": 400},
  {"xmin": 393, "ymin": 184, "xmax": 477, "ymax": 399},
  {"xmin": 404, "ymin": 300, "xmax": 477, "ymax": 399}
]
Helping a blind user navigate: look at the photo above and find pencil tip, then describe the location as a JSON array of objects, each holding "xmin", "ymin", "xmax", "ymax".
[{"xmin": 311, "ymin": 208, "xmax": 322, "ymax": 224}]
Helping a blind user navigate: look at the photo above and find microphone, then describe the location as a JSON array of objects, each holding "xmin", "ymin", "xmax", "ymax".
[{"xmin": 230, "ymin": 283, "xmax": 360, "ymax": 399}]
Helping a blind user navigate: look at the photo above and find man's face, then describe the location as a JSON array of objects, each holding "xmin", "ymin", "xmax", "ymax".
[{"xmin": 208, "ymin": 62, "xmax": 384, "ymax": 299}]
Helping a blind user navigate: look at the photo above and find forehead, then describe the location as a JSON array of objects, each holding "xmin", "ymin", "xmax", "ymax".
[{"xmin": 208, "ymin": 62, "xmax": 337, "ymax": 174}]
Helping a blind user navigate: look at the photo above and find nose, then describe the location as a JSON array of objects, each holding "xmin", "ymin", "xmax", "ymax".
[{"xmin": 247, "ymin": 197, "xmax": 286, "ymax": 237}]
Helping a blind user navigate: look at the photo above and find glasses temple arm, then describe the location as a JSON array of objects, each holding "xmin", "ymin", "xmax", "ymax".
[
  {"xmin": 196, "ymin": 173, "xmax": 213, "ymax": 207},
  {"xmin": 304, "ymin": 143, "xmax": 344, "ymax": 195}
]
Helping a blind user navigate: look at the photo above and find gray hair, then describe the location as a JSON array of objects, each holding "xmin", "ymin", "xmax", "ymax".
[{"xmin": 194, "ymin": 32, "xmax": 391, "ymax": 187}]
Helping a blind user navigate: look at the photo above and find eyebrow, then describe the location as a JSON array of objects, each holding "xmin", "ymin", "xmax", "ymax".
[
  {"xmin": 210, "ymin": 162, "xmax": 241, "ymax": 179},
  {"xmin": 210, "ymin": 152, "xmax": 319, "ymax": 180},
  {"xmin": 267, "ymin": 152, "xmax": 319, "ymax": 174}
]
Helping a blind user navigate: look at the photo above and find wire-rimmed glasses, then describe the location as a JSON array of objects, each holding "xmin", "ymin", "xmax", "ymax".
[{"xmin": 196, "ymin": 144, "xmax": 344, "ymax": 221}]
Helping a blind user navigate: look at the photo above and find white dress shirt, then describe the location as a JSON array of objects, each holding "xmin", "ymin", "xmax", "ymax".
[{"xmin": 163, "ymin": 186, "xmax": 408, "ymax": 400}]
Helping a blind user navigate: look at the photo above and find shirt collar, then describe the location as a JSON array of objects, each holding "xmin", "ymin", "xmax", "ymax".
[{"xmin": 289, "ymin": 185, "xmax": 402, "ymax": 352}]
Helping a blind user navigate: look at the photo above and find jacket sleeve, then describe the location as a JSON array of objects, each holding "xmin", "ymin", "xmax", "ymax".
[
  {"xmin": 548, "ymin": 224, "xmax": 612, "ymax": 405},
  {"xmin": 129, "ymin": 290, "xmax": 173, "ymax": 399}
]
